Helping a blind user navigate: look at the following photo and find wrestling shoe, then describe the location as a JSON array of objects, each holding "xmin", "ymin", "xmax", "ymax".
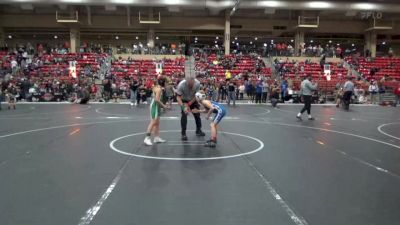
[
  {"xmin": 204, "ymin": 140, "xmax": 216, "ymax": 148},
  {"xmin": 196, "ymin": 130, "xmax": 206, "ymax": 136},
  {"xmin": 181, "ymin": 134, "xmax": 188, "ymax": 141},
  {"xmin": 144, "ymin": 137, "xmax": 153, "ymax": 146},
  {"xmin": 154, "ymin": 137, "xmax": 166, "ymax": 143}
]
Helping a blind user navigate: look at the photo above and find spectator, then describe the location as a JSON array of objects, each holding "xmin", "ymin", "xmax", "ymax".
[
  {"xmin": 281, "ymin": 79, "xmax": 288, "ymax": 102},
  {"xmin": 130, "ymin": 79, "xmax": 139, "ymax": 106},
  {"xmin": 239, "ymin": 83, "xmax": 245, "ymax": 100},
  {"xmin": 394, "ymin": 82, "xmax": 400, "ymax": 107},
  {"xmin": 270, "ymin": 83, "xmax": 280, "ymax": 108},
  {"xmin": 255, "ymin": 80, "xmax": 263, "ymax": 104},
  {"xmin": 103, "ymin": 79, "xmax": 111, "ymax": 102},
  {"xmin": 227, "ymin": 81, "xmax": 236, "ymax": 106},
  {"xmin": 368, "ymin": 80, "xmax": 379, "ymax": 104},
  {"xmin": 165, "ymin": 80, "xmax": 175, "ymax": 108},
  {"xmin": 262, "ymin": 79, "xmax": 269, "ymax": 103}
]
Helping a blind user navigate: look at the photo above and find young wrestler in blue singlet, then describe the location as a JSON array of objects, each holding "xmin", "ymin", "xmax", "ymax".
[{"xmin": 193, "ymin": 91, "xmax": 226, "ymax": 148}]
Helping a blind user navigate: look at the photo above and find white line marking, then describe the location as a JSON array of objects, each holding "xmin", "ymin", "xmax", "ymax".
[
  {"xmin": 252, "ymin": 108, "xmax": 271, "ymax": 116},
  {"xmin": 109, "ymin": 130, "xmax": 264, "ymax": 160},
  {"xmin": 95, "ymin": 108, "xmax": 131, "ymax": 117},
  {"xmin": 160, "ymin": 116, "xmax": 179, "ymax": 120},
  {"xmin": 11, "ymin": 101, "xmax": 384, "ymax": 106},
  {"xmin": 242, "ymin": 153, "xmax": 308, "ymax": 225},
  {"xmin": 106, "ymin": 116, "xmax": 130, "ymax": 119},
  {"xmin": 0, "ymin": 106, "xmax": 91, "ymax": 118},
  {"xmin": 333, "ymin": 148, "xmax": 400, "ymax": 179},
  {"xmin": 78, "ymin": 156, "xmax": 132, "ymax": 225},
  {"xmin": 166, "ymin": 143, "xmax": 205, "ymax": 146},
  {"xmin": 276, "ymin": 107, "xmax": 398, "ymax": 121},
  {"xmin": 377, "ymin": 123, "xmax": 400, "ymax": 141},
  {"xmin": 224, "ymin": 116, "xmax": 239, "ymax": 119},
  {"xmin": 234, "ymin": 119, "xmax": 400, "ymax": 150},
  {"xmin": 0, "ymin": 119, "xmax": 143, "ymax": 139}
]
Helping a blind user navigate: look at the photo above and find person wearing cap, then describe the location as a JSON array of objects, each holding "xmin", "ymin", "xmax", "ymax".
[
  {"xmin": 176, "ymin": 77, "xmax": 205, "ymax": 141},
  {"xmin": 342, "ymin": 76, "xmax": 355, "ymax": 110},
  {"xmin": 297, "ymin": 75, "xmax": 318, "ymax": 120}
]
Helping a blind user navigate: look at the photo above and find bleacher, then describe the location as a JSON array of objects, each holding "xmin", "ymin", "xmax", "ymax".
[
  {"xmin": 111, "ymin": 57, "xmax": 185, "ymax": 79},
  {"xmin": 28, "ymin": 53, "xmax": 106, "ymax": 80},
  {"xmin": 346, "ymin": 57, "xmax": 400, "ymax": 91},
  {"xmin": 195, "ymin": 54, "xmax": 272, "ymax": 81},
  {"xmin": 278, "ymin": 61, "xmax": 348, "ymax": 92},
  {"xmin": 347, "ymin": 57, "xmax": 400, "ymax": 80}
]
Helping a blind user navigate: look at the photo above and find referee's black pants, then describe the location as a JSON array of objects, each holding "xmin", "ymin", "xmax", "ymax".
[
  {"xmin": 300, "ymin": 95, "xmax": 312, "ymax": 115},
  {"xmin": 181, "ymin": 100, "xmax": 202, "ymax": 135}
]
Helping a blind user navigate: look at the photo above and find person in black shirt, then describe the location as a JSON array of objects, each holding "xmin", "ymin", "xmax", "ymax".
[
  {"xmin": 103, "ymin": 79, "xmax": 111, "ymax": 102},
  {"xmin": 130, "ymin": 79, "xmax": 138, "ymax": 106},
  {"xmin": 218, "ymin": 82, "xmax": 227, "ymax": 101},
  {"xmin": 227, "ymin": 81, "xmax": 236, "ymax": 106},
  {"xmin": 138, "ymin": 83, "xmax": 147, "ymax": 105}
]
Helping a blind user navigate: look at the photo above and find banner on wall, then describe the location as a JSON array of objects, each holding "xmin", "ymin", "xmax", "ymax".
[
  {"xmin": 324, "ymin": 64, "xmax": 331, "ymax": 76},
  {"xmin": 156, "ymin": 62, "xmax": 163, "ymax": 75}
]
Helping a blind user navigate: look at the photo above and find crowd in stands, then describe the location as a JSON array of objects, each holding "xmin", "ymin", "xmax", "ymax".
[
  {"xmin": 0, "ymin": 48, "xmax": 186, "ymax": 106},
  {"xmin": 117, "ymin": 43, "xmax": 186, "ymax": 55},
  {"xmin": 1, "ymin": 41, "xmax": 186, "ymax": 56},
  {"xmin": 194, "ymin": 53, "xmax": 271, "ymax": 81},
  {"xmin": 194, "ymin": 42, "xmax": 359, "ymax": 58},
  {"xmin": 0, "ymin": 44, "xmax": 399, "ymax": 107},
  {"xmin": 273, "ymin": 55, "xmax": 400, "ymax": 105}
]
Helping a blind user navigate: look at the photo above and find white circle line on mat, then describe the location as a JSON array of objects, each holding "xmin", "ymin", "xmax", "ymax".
[
  {"xmin": 109, "ymin": 130, "xmax": 264, "ymax": 161},
  {"xmin": 377, "ymin": 122, "xmax": 400, "ymax": 141}
]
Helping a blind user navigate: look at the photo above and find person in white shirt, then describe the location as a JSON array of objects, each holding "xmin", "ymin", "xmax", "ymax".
[
  {"xmin": 239, "ymin": 83, "xmax": 245, "ymax": 100},
  {"xmin": 11, "ymin": 59, "xmax": 17, "ymax": 69},
  {"xmin": 368, "ymin": 80, "xmax": 379, "ymax": 104}
]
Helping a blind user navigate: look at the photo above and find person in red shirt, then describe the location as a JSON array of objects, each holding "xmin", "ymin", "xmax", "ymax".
[{"xmin": 394, "ymin": 83, "xmax": 400, "ymax": 107}]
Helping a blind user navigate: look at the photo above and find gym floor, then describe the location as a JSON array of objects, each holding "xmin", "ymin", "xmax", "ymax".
[{"xmin": 0, "ymin": 103, "xmax": 399, "ymax": 225}]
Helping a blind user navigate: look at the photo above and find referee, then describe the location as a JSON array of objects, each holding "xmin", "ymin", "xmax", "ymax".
[
  {"xmin": 297, "ymin": 74, "xmax": 318, "ymax": 120},
  {"xmin": 176, "ymin": 77, "xmax": 205, "ymax": 141}
]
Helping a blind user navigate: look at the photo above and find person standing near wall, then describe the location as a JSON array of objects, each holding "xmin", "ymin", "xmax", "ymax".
[
  {"xmin": 130, "ymin": 79, "xmax": 138, "ymax": 106},
  {"xmin": 297, "ymin": 75, "xmax": 318, "ymax": 120},
  {"xmin": 227, "ymin": 81, "xmax": 236, "ymax": 106},
  {"xmin": 368, "ymin": 80, "xmax": 379, "ymax": 104},
  {"xmin": 103, "ymin": 79, "xmax": 111, "ymax": 102},
  {"xmin": 394, "ymin": 82, "xmax": 400, "ymax": 107},
  {"xmin": 239, "ymin": 82, "xmax": 245, "ymax": 100},
  {"xmin": 255, "ymin": 79, "xmax": 263, "ymax": 104},
  {"xmin": 262, "ymin": 79, "xmax": 269, "ymax": 103}
]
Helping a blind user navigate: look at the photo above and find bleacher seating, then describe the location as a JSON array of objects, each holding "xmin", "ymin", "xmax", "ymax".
[
  {"xmin": 111, "ymin": 57, "xmax": 184, "ymax": 79},
  {"xmin": 195, "ymin": 54, "xmax": 272, "ymax": 81},
  {"xmin": 276, "ymin": 61, "xmax": 349, "ymax": 92},
  {"xmin": 346, "ymin": 57, "xmax": 400, "ymax": 80}
]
